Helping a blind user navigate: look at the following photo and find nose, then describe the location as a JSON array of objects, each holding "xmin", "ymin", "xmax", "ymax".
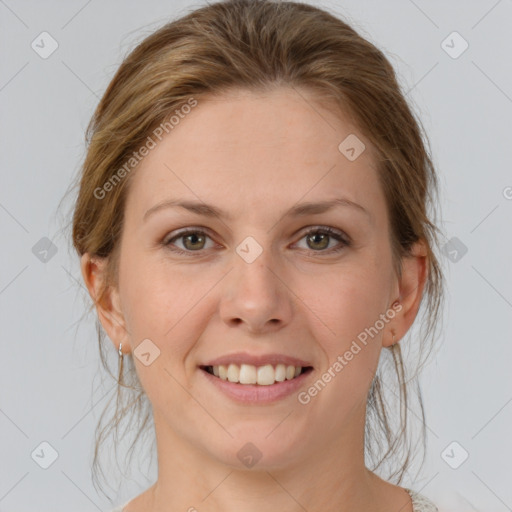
[{"xmin": 219, "ymin": 244, "xmax": 294, "ymax": 334}]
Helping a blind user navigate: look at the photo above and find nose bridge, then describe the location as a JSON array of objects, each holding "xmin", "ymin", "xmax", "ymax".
[
  {"xmin": 219, "ymin": 234, "xmax": 293, "ymax": 331},
  {"xmin": 232, "ymin": 234, "xmax": 281, "ymax": 301}
]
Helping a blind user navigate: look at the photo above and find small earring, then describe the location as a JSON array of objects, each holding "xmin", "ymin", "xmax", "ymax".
[{"xmin": 118, "ymin": 342, "xmax": 123, "ymax": 357}]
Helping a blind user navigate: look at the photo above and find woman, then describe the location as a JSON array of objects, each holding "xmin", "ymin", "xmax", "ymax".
[{"xmin": 71, "ymin": 1, "xmax": 444, "ymax": 510}]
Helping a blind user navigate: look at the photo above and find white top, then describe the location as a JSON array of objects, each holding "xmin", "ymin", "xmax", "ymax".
[{"xmin": 110, "ymin": 487, "xmax": 438, "ymax": 511}]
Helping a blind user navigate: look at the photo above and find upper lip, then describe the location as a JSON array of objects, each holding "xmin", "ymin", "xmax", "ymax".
[{"xmin": 201, "ymin": 352, "xmax": 313, "ymax": 368}]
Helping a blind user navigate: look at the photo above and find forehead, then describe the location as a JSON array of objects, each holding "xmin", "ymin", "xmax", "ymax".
[{"xmin": 125, "ymin": 87, "xmax": 385, "ymax": 225}]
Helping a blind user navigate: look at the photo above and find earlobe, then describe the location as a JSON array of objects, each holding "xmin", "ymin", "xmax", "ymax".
[
  {"xmin": 80, "ymin": 253, "xmax": 129, "ymax": 349},
  {"xmin": 384, "ymin": 240, "xmax": 429, "ymax": 347}
]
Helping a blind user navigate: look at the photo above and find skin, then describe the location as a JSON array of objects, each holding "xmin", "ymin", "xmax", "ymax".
[{"xmin": 81, "ymin": 87, "xmax": 427, "ymax": 512}]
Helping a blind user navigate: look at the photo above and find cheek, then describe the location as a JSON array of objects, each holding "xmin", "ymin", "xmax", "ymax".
[
  {"xmin": 117, "ymin": 253, "xmax": 210, "ymax": 381},
  {"xmin": 119, "ymin": 249, "xmax": 194, "ymax": 333},
  {"xmin": 117, "ymin": 254, "xmax": 202, "ymax": 406},
  {"xmin": 309, "ymin": 264, "xmax": 390, "ymax": 347},
  {"xmin": 305, "ymin": 272, "xmax": 387, "ymax": 419}
]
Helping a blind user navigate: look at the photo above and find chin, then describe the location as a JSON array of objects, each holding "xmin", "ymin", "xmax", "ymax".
[{"xmin": 208, "ymin": 424, "xmax": 307, "ymax": 471}]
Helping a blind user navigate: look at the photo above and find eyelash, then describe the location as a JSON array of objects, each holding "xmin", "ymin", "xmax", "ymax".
[{"xmin": 162, "ymin": 226, "xmax": 351, "ymax": 257}]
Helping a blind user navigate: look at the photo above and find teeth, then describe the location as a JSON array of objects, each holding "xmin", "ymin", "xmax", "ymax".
[
  {"xmin": 257, "ymin": 364, "xmax": 274, "ymax": 385},
  {"xmin": 239, "ymin": 364, "xmax": 257, "ymax": 384},
  {"xmin": 218, "ymin": 364, "xmax": 228, "ymax": 380},
  {"xmin": 208, "ymin": 363, "xmax": 305, "ymax": 385},
  {"xmin": 275, "ymin": 364, "xmax": 286, "ymax": 382},
  {"xmin": 227, "ymin": 364, "xmax": 240, "ymax": 383}
]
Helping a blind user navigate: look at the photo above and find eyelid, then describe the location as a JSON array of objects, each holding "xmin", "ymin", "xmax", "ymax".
[
  {"xmin": 162, "ymin": 225, "xmax": 351, "ymax": 255},
  {"xmin": 162, "ymin": 226, "xmax": 215, "ymax": 244}
]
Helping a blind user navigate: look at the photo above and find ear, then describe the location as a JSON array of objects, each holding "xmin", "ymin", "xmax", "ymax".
[
  {"xmin": 80, "ymin": 253, "xmax": 130, "ymax": 353},
  {"xmin": 383, "ymin": 240, "xmax": 429, "ymax": 347}
]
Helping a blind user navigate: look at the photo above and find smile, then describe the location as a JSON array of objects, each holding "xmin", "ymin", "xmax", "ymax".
[
  {"xmin": 199, "ymin": 363, "xmax": 314, "ymax": 404},
  {"xmin": 201, "ymin": 363, "xmax": 313, "ymax": 386}
]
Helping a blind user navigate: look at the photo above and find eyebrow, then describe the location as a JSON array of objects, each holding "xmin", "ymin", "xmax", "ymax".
[{"xmin": 143, "ymin": 197, "xmax": 371, "ymax": 223}]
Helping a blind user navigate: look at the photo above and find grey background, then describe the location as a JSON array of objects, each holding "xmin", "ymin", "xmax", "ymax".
[{"xmin": 1, "ymin": 0, "xmax": 511, "ymax": 510}]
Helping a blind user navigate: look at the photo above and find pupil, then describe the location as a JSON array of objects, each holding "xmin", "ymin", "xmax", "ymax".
[
  {"xmin": 185, "ymin": 233, "xmax": 204, "ymax": 249},
  {"xmin": 309, "ymin": 233, "xmax": 328, "ymax": 250}
]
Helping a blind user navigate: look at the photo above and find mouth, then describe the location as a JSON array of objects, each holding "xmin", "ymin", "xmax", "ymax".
[
  {"xmin": 200, "ymin": 363, "xmax": 314, "ymax": 386},
  {"xmin": 198, "ymin": 360, "xmax": 314, "ymax": 404},
  {"xmin": 198, "ymin": 352, "xmax": 315, "ymax": 403}
]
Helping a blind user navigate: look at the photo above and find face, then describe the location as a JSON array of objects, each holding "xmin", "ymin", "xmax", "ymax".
[{"xmin": 90, "ymin": 87, "xmax": 410, "ymax": 471}]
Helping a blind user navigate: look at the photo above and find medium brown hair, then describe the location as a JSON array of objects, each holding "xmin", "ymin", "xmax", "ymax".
[{"xmin": 69, "ymin": 0, "xmax": 445, "ymax": 496}]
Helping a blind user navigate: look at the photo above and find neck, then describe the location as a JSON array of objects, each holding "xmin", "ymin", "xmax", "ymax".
[{"xmin": 142, "ymin": 408, "xmax": 391, "ymax": 512}]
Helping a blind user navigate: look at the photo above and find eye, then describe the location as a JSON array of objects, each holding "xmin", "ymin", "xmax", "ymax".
[
  {"xmin": 294, "ymin": 226, "xmax": 351, "ymax": 254},
  {"xmin": 162, "ymin": 226, "xmax": 350, "ymax": 256},
  {"xmin": 163, "ymin": 228, "xmax": 216, "ymax": 254}
]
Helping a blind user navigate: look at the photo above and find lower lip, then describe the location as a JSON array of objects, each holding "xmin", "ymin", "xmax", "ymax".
[{"xmin": 199, "ymin": 368, "xmax": 313, "ymax": 404}]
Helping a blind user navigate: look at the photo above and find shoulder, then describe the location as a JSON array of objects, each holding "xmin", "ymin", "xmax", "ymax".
[
  {"xmin": 109, "ymin": 503, "xmax": 130, "ymax": 512},
  {"xmin": 404, "ymin": 488, "xmax": 438, "ymax": 512},
  {"xmin": 112, "ymin": 487, "xmax": 154, "ymax": 511}
]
